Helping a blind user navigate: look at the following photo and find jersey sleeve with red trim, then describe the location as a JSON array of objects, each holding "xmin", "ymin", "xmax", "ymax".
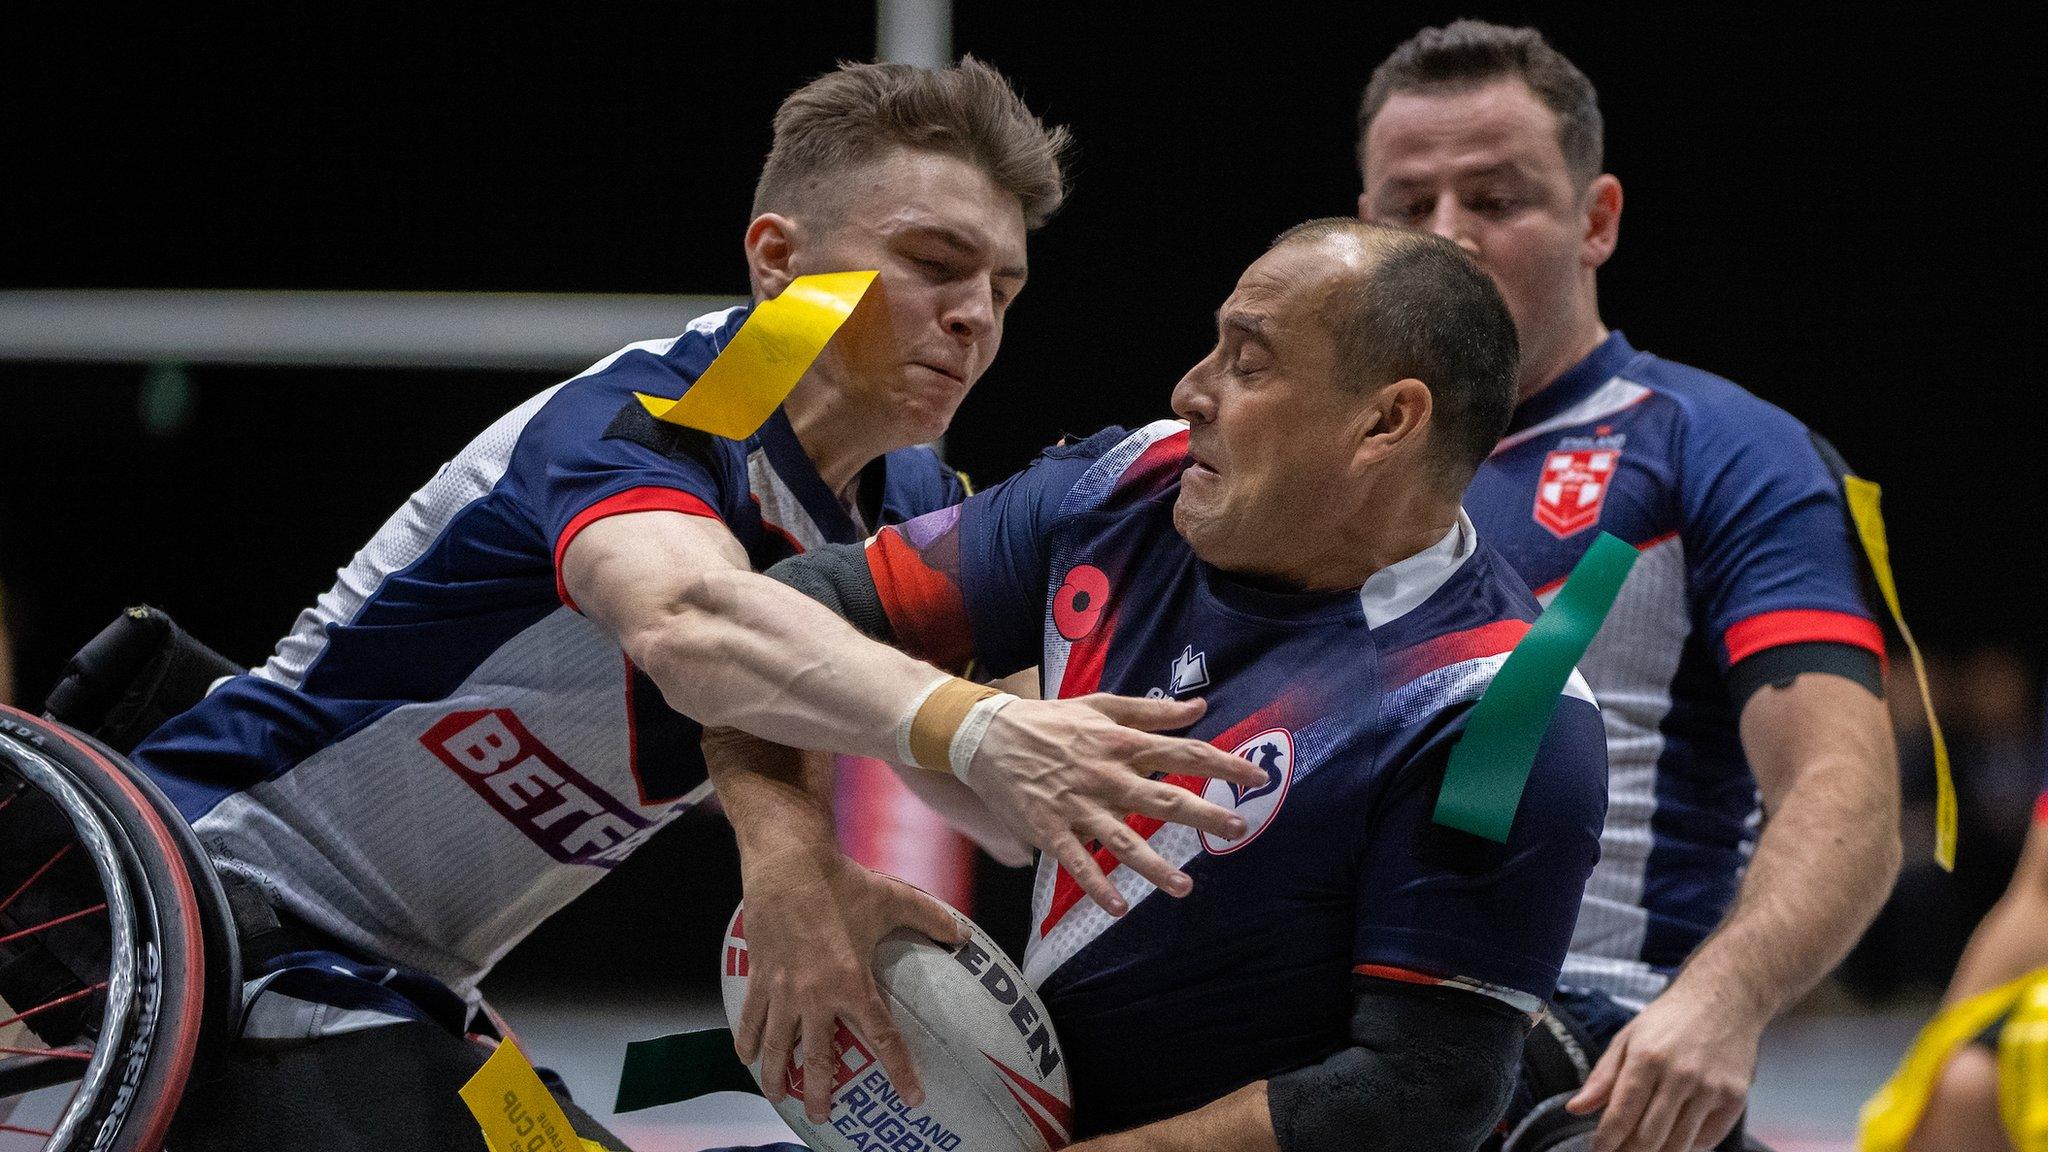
[
  {"xmin": 508, "ymin": 365, "xmax": 749, "ymax": 608},
  {"xmin": 864, "ymin": 427, "xmax": 1127, "ymax": 678},
  {"xmin": 1351, "ymin": 693, "xmax": 1608, "ymax": 1008},
  {"xmin": 1679, "ymin": 399, "xmax": 1884, "ymax": 670}
]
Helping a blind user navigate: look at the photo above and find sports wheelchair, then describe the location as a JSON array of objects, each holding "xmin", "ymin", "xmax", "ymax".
[{"xmin": 0, "ymin": 610, "xmax": 242, "ymax": 1151}]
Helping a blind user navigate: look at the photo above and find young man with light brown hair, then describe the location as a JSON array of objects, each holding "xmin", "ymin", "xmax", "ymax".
[{"xmin": 133, "ymin": 57, "xmax": 1267, "ymax": 1150}]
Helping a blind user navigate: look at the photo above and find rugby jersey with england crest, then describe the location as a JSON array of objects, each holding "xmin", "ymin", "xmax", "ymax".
[
  {"xmin": 860, "ymin": 420, "xmax": 1609, "ymax": 1135},
  {"xmin": 1466, "ymin": 331, "xmax": 1885, "ymax": 1007},
  {"xmin": 129, "ymin": 305, "xmax": 965, "ymax": 995}
]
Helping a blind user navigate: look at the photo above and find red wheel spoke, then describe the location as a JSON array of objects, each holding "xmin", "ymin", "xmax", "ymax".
[
  {"xmin": 0, "ymin": 785, "xmax": 23, "ymax": 816},
  {"xmin": 0, "ymin": 843, "xmax": 72, "ymax": 918},
  {"xmin": 1, "ymin": 1123, "xmax": 59, "ymax": 1136},
  {"xmin": 0, "ymin": 1045, "xmax": 90, "ymax": 1059},
  {"xmin": 0, "ymin": 981, "xmax": 107, "ymax": 1031},
  {"xmin": 0, "ymin": 903, "xmax": 106, "ymax": 948}
]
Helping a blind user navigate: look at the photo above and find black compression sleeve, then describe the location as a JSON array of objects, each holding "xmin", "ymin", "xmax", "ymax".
[
  {"xmin": 1724, "ymin": 640, "xmax": 1883, "ymax": 709},
  {"xmin": 764, "ymin": 544, "xmax": 896, "ymax": 645},
  {"xmin": 1267, "ymin": 975, "xmax": 1526, "ymax": 1152}
]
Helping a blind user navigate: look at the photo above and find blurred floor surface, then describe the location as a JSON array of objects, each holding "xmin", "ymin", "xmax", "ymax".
[{"xmin": 490, "ymin": 991, "xmax": 1931, "ymax": 1152}]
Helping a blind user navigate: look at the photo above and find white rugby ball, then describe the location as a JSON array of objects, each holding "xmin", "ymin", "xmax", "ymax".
[{"xmin": 720, "ymin": 903, "xmax": 1074, "ymax": 1151}]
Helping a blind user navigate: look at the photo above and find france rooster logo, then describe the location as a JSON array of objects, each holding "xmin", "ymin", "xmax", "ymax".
[{"xmin": 1200, "ymin": 728, "xmax": 1294, "ymax": 855}]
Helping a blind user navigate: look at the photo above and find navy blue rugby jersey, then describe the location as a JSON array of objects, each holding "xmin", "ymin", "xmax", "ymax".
[
  {"xmin": 128, "ymin": 305, "xmax": 965, "ymax": 994},
  {"xmin": 861, "ymin": 420, "xmax": 1609, "ymax": 1135},
  {"xmin": 1466, "ymin": 331, "xmax": 1884, "ymax": 1007}
]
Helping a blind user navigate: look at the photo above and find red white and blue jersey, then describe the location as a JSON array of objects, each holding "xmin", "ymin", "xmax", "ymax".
[
  {"xmin": 1466, "ymin": 331, "xmax": 1884, "ymax": 1007},
  {"xmin": 863, "ymin": 421, "xmax": 1609, "ymax": 1134},
  {"xmin": 128, "ymin": 306, "xmax": 965, "ymax": 995}
]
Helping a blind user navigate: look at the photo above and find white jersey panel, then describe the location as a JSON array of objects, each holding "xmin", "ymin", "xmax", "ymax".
[
  {"xmin": 257, "ymin": 384, "xmax": 563, "ymax": 690},
  {"xmin": 196, "ymin": 607, "xmax": 694, "ymax": 995},
  {"xmin": 1556, "ymin": 533, "xmax": 1690, "ymax": 1007}
]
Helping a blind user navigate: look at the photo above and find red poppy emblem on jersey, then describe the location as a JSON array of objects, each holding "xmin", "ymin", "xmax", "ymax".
[
  {"xmin": 1534, "ymin": 447, "xmax": 1621, "ymax": 538},
  {"xmin": 1053, "ymin": 564, "xmax": 1110, "ymax": 640}
]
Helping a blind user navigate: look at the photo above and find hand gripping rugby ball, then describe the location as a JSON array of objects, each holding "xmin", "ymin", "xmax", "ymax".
[{"xmin": 720, "ymin": 903, "xmax": 1075, "ymax": 1151}]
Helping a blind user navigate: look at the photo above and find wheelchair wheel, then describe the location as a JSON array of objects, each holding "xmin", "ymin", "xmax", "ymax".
[
  {"xmin": 1502, "ymin": 1093, "xmax": 1597, "ymax": 1152},
  {"xmin": 0, "ymin": 707, "xmax": 212, "ymax": 1152}
]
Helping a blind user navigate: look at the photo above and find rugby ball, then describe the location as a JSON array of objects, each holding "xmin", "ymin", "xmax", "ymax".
[{"xmin": 720, "ymin": 903, "xmax": 1074, "ymax": 1151}]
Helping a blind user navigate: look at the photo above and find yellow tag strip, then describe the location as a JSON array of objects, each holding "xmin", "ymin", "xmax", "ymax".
[
  {"xmin": 459, "ymin": 1038, "xmax": 610, "ymax": 1152},
  {"xmin": 2001, "ymin": 975, "xmax": 2048, "ymax": 1151},
  {"xmin": 635, "ymin": 269, "xmax": 878, "ymax": 440},
  {"xmin": 1858, "ymin": 970, "xmax": 2038, "ymax": 1150},
  {"xmin": 1844, "ymin": 476, "xmax": 1955, "ymax": 872}
]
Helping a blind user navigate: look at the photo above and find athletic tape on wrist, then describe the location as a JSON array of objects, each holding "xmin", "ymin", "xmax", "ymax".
[
  {"xmin": 948, "ymin": 692, "xmax": 1018, "ymax": 784},
  {"xmin": 895, "ymin": 675, "xmax": 950, "ymax": 769},
  {"xmin": 907, "ymin": 678, "xmax": 1000, "ymax": 773}
]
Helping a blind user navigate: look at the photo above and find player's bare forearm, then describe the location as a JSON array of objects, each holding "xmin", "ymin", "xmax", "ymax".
[
  {"xmin": 1068, "ymin": 1082, "xmax": 1279, "ymax": 1152},
  {"xmin": 702, "ymin": 728, "xmax": 837, "ymax": 862},
  {"xmin": 1676, "ymin": 671, "xmax": 1901, "ymax": 1018},
  {"xmin": 565, "ymin": 510, "xmax": 945, "ymax": 761},
  {"xmin": 1944, "ymin": 817, "xmax": 2048, "ymax": 1003},
  {"xmin": 1569, "ymin": 673, "xmax": 1899, "ymax": 1150}
]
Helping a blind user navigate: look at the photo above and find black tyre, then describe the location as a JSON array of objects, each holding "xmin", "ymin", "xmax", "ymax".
[{"xmin": 0, "ymin": 707, "xmax": 211, "ymax": 1152}]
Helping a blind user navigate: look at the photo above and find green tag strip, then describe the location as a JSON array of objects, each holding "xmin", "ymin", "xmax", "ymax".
[
  {"xmin": 1432, "ymin": 531, "xmax": 1638, "ymax": 843},
  {"xmin": 614, "ymin": 1027, "xmax": 760, "ymax": 1114}
]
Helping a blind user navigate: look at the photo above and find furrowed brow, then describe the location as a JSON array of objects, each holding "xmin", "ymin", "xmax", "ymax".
[
  {"xmin": 1219, "ymin": 310, "xmax": 1268, "ymax": 341},
  {"xmin": 909, "ymin": 223, "xmax": 1026, "ymax": 282}
]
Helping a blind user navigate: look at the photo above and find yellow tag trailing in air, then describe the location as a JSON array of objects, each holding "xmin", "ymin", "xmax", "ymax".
[
  {"xmin": 459, "ymin": 1038, "xmax": 610, "ymax": 1152},
  {"xmin": 1843, "ymin": 476, "xmax": 1955, "ymax": 872},
  {"xmin": 635, "ymin": 269, "xmax": 878, "ymax": 440}
]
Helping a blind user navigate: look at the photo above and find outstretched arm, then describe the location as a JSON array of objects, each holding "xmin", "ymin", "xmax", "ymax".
[{"xmin": 563, "ymin": 511, "xmax": 1262, "ymax": 910}]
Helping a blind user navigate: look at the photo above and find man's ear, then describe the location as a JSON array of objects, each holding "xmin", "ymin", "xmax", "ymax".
[
  {"xmin": 744, "ymin": 213, "xmax": 800, "ymax": 300},
  {"xmin": 1353, "ymin": 378, "xmax": 1433, "ymax": 472},
  {"xmin": 1582, "ymin": 174, "xmax": 1622, "ymax": 270}
]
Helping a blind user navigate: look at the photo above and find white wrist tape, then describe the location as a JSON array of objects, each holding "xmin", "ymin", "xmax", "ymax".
[
  {"xmin": 947, "ymin": 692, "xmax": 1019, "ymax": 785},
  {"xmin": 895, "ymin": 674, "xmax": 952, "ymax": 769}
]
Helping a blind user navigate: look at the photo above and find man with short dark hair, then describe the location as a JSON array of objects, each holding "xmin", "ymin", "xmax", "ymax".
[
  {"xmin": 719, "ymin": 218, "xmax": 1611, "ymax": 1150},
  {"xmin": 1357, "ymin": 20, "xmax": 1903, "ymax": 1151},
  {"xmin": 131, "ymin": 57, "xmax": 1268, "ymax": 1149}
]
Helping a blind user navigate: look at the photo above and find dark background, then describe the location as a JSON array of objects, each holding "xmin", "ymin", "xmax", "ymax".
[{"xmin": 4, "ymin": 4, "xmax": 2042, "ymax": 994}]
